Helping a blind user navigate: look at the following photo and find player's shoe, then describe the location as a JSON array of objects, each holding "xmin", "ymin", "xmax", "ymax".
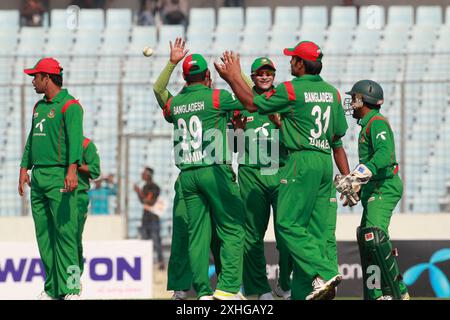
[
  {"xmin": 306, "ymin": 274, "xmax": 342, "ymax": 300},
  {"xmin": 323, "ymin": 287, "xmax": 337, "ymax": 300},
  {"xmin": 198, "ymin": 295, "xmax": 214, "ymax": 300},
  {"xmin": 213, "ymin": 289, "xmax": 247, "ymax": 300},
  {"xmin": 258, "ymin": 292, "xmax": 275, "ymax": 300},
  {"xmin": 274, "ymin": 283, "xmax": 291, "ymax": 300},
  {"xmin": 377, "ymin": 296, "xmax": 393, "ymax": 300},
  {"xmin": 171, "ymin": 290, "xmax": 188, "ymax": 300},
  {"xmin": 63, "ymin": 293, "xmax": 82, "ymax": 300},
  {"xmin": 37, "ymin": 291, "xmax": 57, "ymax": 300},
  {"xmin": 376, "ymin": 293, "xmax": 410, "ymax": 300}
]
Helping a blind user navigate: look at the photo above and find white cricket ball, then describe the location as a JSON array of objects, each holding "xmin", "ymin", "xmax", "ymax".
[{"xmin": 143, "ymin": 46, "xmax": 154, "ymax": 57}]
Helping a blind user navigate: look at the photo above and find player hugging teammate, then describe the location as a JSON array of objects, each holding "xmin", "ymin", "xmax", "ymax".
[{"xmin": 155, "ymin": 38, "xmax": 409, "ymax": 300}]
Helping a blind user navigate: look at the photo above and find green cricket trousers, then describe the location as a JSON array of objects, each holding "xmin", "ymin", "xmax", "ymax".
[
  {"xmin": 180, "ymin": 164, "xmax": 245, "ymax": 298},
  {"xmin": 31, "ymin": 166, "xmax": 81, "ymax": 298}
]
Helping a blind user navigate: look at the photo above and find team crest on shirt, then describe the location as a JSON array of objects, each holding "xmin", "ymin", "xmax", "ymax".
[{"xmin": 47, "ymin": 109, "xmax": 55, "ymax": 119}]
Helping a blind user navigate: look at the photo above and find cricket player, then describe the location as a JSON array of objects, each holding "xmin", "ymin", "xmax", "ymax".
[
  {"xmin": 231, "ymin": 57, "xmax": 292, "ymax": 300},
  {"xmin": 337, "ymin": 79, "xmax": 410, "ymax": 300},
  {"xmin": 154, "ymin": 38, "xmax": 246, "ymax": 299},
  {"xmin": 162, "ymin": 52, "xmax": 247, "ymax": 300},
  {"xmin": 18, "ymin": 58, "xmax": 84, "ymax": 300},
  {"xmin": 215, "ymin": 41, "xmax": 348, "ymax": 300},
  {"xmin": 77, "ymin": 137, "xmax": 101, "ymax": 276}
]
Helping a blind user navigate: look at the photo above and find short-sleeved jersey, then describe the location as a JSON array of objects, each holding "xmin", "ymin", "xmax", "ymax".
[
  {"xmin": 163, "ymin": 84, "xmax": 244, "ymax": 170},
  {"xmin": 78, "ymin": 137, "xmax": 101, "ymax": 192},
  {"xmin": 235, "ymin": 87, "xmax": 288, "ymax": 168},
  {"xmin": 20, "ymin": 89, "xmax": 84, "ymax": 169},
  {"xmin": 358, "ymin": 110, "xmax": 398, "ymax": 181},
  {"xmin": 253, "ymin": 74, "xmax": 348, "ymax": 154}
]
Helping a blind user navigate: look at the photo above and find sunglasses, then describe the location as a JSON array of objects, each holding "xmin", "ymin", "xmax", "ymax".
[{"xmin": 253, "ymin": 70, "xmax": 275, "ymax": 77}]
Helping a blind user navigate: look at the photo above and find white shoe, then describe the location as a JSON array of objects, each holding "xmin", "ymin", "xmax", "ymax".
[
  {"xmin": 377, "ymin": 293, "xmax": 410, "ymax": 300},
  {"xmin": 274, "ymin": 284, "xmax": 291, "ymax": 300},
  {"xmin": 198, "ymin": 295, "xmax": 214, "ymax": 300},
  {"xmin": 258, "ymin": 292, "xmax": 275, "ymax": 300},
  {"xmin": 171, "ymin": 290, "xmax": 188, "ymax": 300},
  {"xmin": 213, "ymin": 289, "xmax": 247, "ymax": 300},
  {"xmin": 37, "ymin": 291, "xmax": 57, "ymax": 300},
  {"xmin": 306, "ymin": 274, "xmax": 342, "ymax": 301},
  {"xmin": 64, "ymin": 293, "xmax": 82, "ymax": 300}
]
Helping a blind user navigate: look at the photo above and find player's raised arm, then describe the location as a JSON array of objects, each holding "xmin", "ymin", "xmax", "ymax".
[
  {"xmin": 153, "ymin": 37, "xmax": 189, "ymax": 108},
  {"xmin": 214, "ymin": 51, "xmax": 258, "ymax": 112}
]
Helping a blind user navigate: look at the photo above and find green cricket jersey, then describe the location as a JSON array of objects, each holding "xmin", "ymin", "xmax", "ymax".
[
  {"xmin": 78, "ymin": 137, "xmax": 101, "ymax": 192},
  {"xmin": 253, "ymin": 74, "xmax": 348, "ymax": 154},
  {"xmin": 163, "ymin": 84, "xmax": 244, "ymax": 171},
  {"xmin": 358, "ymin": 109, "xmax": 399, "ymax": 181},
  {"xmin": 235, "ymin": 87, "xmax": 288, "ymax": 168},
  {"xmin": 20, "ymin": 89, "xmax": 84, "ymax": 169}
]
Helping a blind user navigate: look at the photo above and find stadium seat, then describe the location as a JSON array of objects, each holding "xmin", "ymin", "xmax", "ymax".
[
  {"xmin": 212, "ymin": 30, "xmax": 241, "ymax": 55},
  {"xmin": 188, "ymin": 8, "xmax": 215, "ymax": 31},
  {"xmin": 378, "ymin": 27, "xmax": 409, "ymax": 54},
  {"xmin": 434, "ymin": 26, "xmax": 450, "ymax": 53},
  {"xmin": 78, "ymin": 9, "xmax": 104, "ymax": 30},
  {"xmin": 44, "ymin": 29, "xmax": 75, "ymax": 55},
  {"xmin": 358, "ymin": 5, "xmax": 385, "ymax": 30},
  {"xmin": 446, "ymin": 6, "xmax": 450, "ymax": 25},
  {"xmin": 298, "ymin": 27, "xmax": 325, "ymax": 47},
  {"xmin": 268, "ymin": 29, "xmax": 298, "ymax": 55},
  {"xmin": 351, "ymin": 28, "xmax": 381, "ymax": 54},
  {"xmin": 0, "ymin": 31, "xmax": 18, "ymax": 55},
  {"xmin": 407, "ymin": 26, "xmax": 438, "ymax": 54},
  {"xmin": 101, "ymin": 29, "xmax": 130, "ymax": 54},
  {"xmin": 387, "ymin": 6, "xmax": 414, "ymax": 27},
  {"xmin": 301, "ymin": 6, "xmax": 328, "ymax": 29},
  {"xmin": 106, "ymin": 8, "xmax": 132, "ymax": 30},
  {"xmin": 323, "ymin": 28, "xmax": 354, "ymax": 54},
  {"xmin": 0, "ymin": 10, "xmax": 19, "ymax": 30},
  {"xmin": 72, "ymin": 29, "xmax": 102, "ymax": 55},
  {"xmin": 156, "ymin": 25, "xmax": 185, "ymax": 55},
  {"xmin": 217, "ymin": 7, "xmax": 244, "ymax": 31},
  {"xmin": 416, "ymin": 6, "xmax": 443, "ymax": 27},
  {"xmin": 67, "ymin": 57, "xmax": 98, "ymax": 83},
  {"xmin": 330, "ymin": 6, "xmax": 357, "ymax": 28},
  {"xmin": 273, "ymin": 6, "xmax": 301, "ymax": 30},
  {"xmin": 50, "ymin": 9, "xmax": 68, "ymax": 29},
  {"xmin": 127, "ymin": 26, "xmax": 157, "ymax": 55},
  {"xmin": 245, "ymin": 7, "xmax": 272, "ymax": 31},
  {"xmin": 187, "ymin": 28, "xmax": 214, "ymax": 54},
  {"xmin": 240, "ymin": 30, "xmax": 269, "ymax": 55},
  {"xmin": 17, "ymin": 27, "xmax": 46, "ymax": 55}
]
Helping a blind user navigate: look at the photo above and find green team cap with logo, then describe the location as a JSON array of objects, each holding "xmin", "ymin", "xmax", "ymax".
[
  {"xmin": 182, "ymin": 53, "xmax": 208, "ymax": 76},
  {"xmin": 283, "ymin": 41, "xmax": 323, "ymax": 62},
  {"xmin": 251, "ymin": 57, "xmax": 276, "ymax": 74}
]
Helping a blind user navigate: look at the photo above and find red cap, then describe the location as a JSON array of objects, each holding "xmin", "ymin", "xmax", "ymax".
[
  {"xmin": 283, "ymin": 41, "xmax": 323, "ymax": 62},
  {"xmin": 24, "ymin": 58, "xmax": 63, "ymax": 76}
]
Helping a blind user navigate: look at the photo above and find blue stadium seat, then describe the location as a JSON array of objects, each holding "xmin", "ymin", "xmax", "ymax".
[
  {"xmin": 245, "ymin": 7, "xmax": 272, "ymax": 31},
  {"xmin": 387, "ymin": 6, "xmax": 414, "ymax": 27},
  {"xmin": 217, "ymin": 7, "xmax": 244, "ymax": 31},
  {"xmin": 301, "ymin": 6, "xmax": 328, "ymax": 29},
  {"xmin": 416, "ymin": 6, "xmax": 442, "ymax": 27},
  {"xmin": 106, "ymin": 8, "xmax": 132, "ymax": 29},
  {"xmin": 330, "ymin": 6, "xmax": 357, "ymax": 28},
  {"xmin": 188, "ymin": 8, "xmax": 215, "ymax": 31},
  {"xmin": 0, "ymin": 10, "xmax": 19, "ymax": 30},
  {"xmin": 78, "ymin": 9, "xmax": 104, "ymax": 30},
  {"xmin": 358, "ymin": 5, "xmax": 385, "ymax": 30},
  {"xmin": 273, "ymin": 6, "xmax": 301, "ymax": 30},
  {"xmin": 127, "ymin": 26, "xmax": 157, "ymax": 55}
]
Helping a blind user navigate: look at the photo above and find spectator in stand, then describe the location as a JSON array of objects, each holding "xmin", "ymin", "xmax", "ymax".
[
  {"xmin": 20, "ymin": 0, "xmax": 47, "ymax": 27},
  {"xmin": 160, "ymin": 0, "xmax": 188, "ymax": 27},
  {"xmin": 138, "ymin": 0, "xmax": 157, "ymax": 26},
  {"xmin": 224, "ymin": 0, "xmax": 245, "ymax": 7}
]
